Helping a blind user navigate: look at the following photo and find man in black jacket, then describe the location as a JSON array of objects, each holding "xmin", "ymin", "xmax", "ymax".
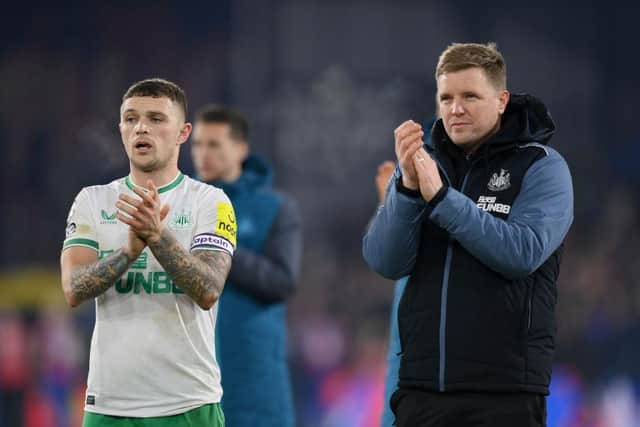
[{"xmin": 363, "ymin": 43, "xmax": 573, "ymax": 426}]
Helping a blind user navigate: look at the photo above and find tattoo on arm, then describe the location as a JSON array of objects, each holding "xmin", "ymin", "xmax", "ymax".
[
  {"xmin": 148, "ymin": 229, "xmax": 232, "ymax": 308},
  {"xmin": 71, "ymin": 249, "xmax": 132, "ymax": 303}
]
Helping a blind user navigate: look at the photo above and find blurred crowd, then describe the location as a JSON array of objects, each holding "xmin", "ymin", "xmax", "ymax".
[{"xmin": 3, "ymin": 2, "xmax": 640, "ymax": 426}]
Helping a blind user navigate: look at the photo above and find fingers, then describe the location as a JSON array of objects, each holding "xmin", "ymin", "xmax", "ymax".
[
  {"xmin": 399, "ymin": 139, "xmax": 423, "ymax": 165},
  {"xmin": 147, "ymin": 180, "xmax": 159, "ymax": 200},
  {"xmin": 118, "ymin": 195, "xmax": 154, "ymax": 218},
  {"xmin": 394, "ymin": 120, "xmax": 422, "ymax": 141},
  {"xmin": 159, "ymin": 204, "xmax": 170, "ymax": 221},
  {"xmin": 131, "ymin": 185, "xmax": 156, "ymax": 206},
  {"xmin": 115, "ymin": 201, "xmax": 148, "ymax": 224},
  {"xmin": 396, "ymin": 130, "xmax": 424, "ymax": 154},
  {"xmin": 378, "ymin": 160, "xmax": 395, "ymax": 172},
  {"xmin": 376, "ymin": 161, "xmax": 395, "ymax": 180},
  {"xmin": 118, "ymin": 194, "xmax": 142, "ymax": 208},
  {"xmin": 394, "ymin": 121, "xmax": 423, "ymax": 150},
  {"xmin": 413, "ymin": 149, "xmax": 436, "ymax": 171},
  {"xmin": 116, "ymin": 211, "xmax": 144, "ymax": 229}
]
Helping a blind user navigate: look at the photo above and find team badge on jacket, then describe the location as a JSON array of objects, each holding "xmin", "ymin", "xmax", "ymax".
[{"xmin": 488, "ymin": 169, "xmax": 511, "ymax": 191}]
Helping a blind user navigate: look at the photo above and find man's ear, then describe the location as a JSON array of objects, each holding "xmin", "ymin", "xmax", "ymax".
[
  {"xmin": 497, "ymin": 90, "xmax": 510, "ymax": 115},
  {"xmin": 237, "ymin": 141, "xmax": 249, "ymax": 162},
  {"xmin": 178, "ymin": 122, "xmax": 193, "ymax": 145}
]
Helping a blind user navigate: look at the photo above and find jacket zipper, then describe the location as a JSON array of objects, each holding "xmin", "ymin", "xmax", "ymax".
[{"xmin": 433, "ymin": 154, "xmax": 477, "ymax": 392}]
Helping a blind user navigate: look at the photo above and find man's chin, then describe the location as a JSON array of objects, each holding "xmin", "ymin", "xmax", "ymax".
[{"xmin": 131, "ymin": 159, "xmax": 159, "ymax": 173}]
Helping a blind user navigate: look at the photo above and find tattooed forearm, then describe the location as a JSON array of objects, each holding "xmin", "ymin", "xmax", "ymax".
[
  {"xmin": 70, "ymin": 249, "xmax": 132, "ymax": 303},
  {"xmin": 148, "ymin": 229, "xmax": 232, "ymax": 309}
]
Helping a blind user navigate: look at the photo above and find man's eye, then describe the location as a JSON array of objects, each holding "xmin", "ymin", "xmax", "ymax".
[
  {"xmin": 125, "ymin": 117, "xmax": 136, "ymax": 123},
  {"xmin": 152, "ymin": 117, "xmax": 163, "ymax": 123}
]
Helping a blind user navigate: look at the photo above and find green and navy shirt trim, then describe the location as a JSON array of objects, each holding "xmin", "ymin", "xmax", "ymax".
[
  {"xmin": 125, "ymin": 172, "xmax": 185, "ymax": 194},
  {"xmin": 63, "ymin": 237, "xmax": 99, "ymax": 252}
]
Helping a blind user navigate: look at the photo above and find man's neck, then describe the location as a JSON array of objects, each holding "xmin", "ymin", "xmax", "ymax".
[{"xmin": 129, "ymin": 165, "xmax": 181, "ymax": 189}]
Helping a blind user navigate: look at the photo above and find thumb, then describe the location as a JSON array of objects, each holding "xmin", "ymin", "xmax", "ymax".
[{"xmin": 160, "ymin": 204, "xmax": 171, "ymax": 221}]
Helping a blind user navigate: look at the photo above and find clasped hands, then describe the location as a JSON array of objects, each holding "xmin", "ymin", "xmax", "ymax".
[
  {"xmin": 394, "ymin": 120, "xmax": 443, "ymax": 202},
  {"xmin": 116, "ymin": 180, "xmax": 171, "ymax": 259}
]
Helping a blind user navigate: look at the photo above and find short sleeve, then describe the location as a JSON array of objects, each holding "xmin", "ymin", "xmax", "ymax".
[
  {"xmin": 190, "ymin": 188, "xmax": 237, "ymax": 256},
  {"xmin": 63, "ymin": 188, "xmax": 99, "ymax": 252}
]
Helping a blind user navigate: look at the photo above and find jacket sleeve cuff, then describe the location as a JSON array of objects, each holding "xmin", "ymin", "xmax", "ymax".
[
  {"xmin": 428, "ymin": 187, "xmax": 467, "ymax": 230},
  {"xmin": 389, "ymin": 176, "xmax": 426, "ymax": 222},
  {"xmin": 395, "ymin": 175, "xmax": 422, "ymax": 198},
  {"xmin": 427, "ymin": 184, "xmax": 449, "ymax": 209}
]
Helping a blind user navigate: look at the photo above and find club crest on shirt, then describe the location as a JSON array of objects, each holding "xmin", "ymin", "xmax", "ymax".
[
  {"xmin": 488, "ymin": 169, "xmax": 511, "ymax": 191},
  {"xmin": 169, "ymin": 209, "xmax": 193, "ymax": 230}
]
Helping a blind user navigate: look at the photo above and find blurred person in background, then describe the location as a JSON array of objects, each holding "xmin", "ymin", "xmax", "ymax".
[
  {"xmin": 191, "ymin": 105, "xmax": 303, "ymax": 427},
  {"xmin": 363, "ymin": 42, "xmax": 574, "ymax": 426},
  {"xmin": 60, "ymin": 78, "xmax": 234, "ymax": 427},
  {"xmin": 374, "ymin": 159, "xmax": 408, "ymax": 427}
]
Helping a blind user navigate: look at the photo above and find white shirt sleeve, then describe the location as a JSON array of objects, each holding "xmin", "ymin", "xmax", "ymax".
[
  {"xmin": 63, "ymin": 188, "xmax": 99, "ymax": 252},
  {"xmin": 190, "ymin": 188, "xmax": 236, "ymax": 256}
]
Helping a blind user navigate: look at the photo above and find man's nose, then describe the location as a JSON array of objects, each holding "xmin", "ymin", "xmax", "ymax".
[
  {"xmin": 135, "ymin": 119, "xmax": 149, "ymax": 134},
  {"xmin": 450, "ymin": 100, "xmax": 464, "ymax": 115}
]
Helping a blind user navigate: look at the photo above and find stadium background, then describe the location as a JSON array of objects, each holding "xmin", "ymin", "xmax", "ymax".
[{"xmin": 1, "ymin": 2, "xmax": 639, "ymax": 426}]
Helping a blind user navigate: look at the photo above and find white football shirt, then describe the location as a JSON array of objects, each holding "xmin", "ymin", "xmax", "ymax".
[{"xmin": 63, "ymin": 172, "xmax": 236, "ymax": 417}]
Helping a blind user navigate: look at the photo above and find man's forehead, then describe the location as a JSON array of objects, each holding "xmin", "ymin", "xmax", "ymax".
[
  {"xmin": 437, "ymin": 68, "xmax": 491, "ymax": 91},
  {"xmin": 120, "ymin": 96, "xmax": 175, "ymax": 113}
]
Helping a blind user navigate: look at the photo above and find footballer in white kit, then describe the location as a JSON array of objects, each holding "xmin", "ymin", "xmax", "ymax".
[{"xmin": 60, "ymin": 79, "xmax": 234, "ymax": 427}]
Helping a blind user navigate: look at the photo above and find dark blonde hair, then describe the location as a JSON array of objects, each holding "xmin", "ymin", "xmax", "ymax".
[{"xmin": 435, "ymin": 42, "xmax": 506, "ymax": 90}]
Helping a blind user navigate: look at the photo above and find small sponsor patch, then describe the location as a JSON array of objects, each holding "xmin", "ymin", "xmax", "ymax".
[
  {"xmin": 86, "ymin": 395, "xmax": 95, "ymax": 405},
  {"xmin": 66, "ymin": 222, "xmax": 77, "ymax": 237},
  {"xmin": 214, "ymin": 202, "xmax": 237, "ymax": 246},
  {"xmin": 191, "ymin": 233, "xmax": 234, "ymax": 255},
  {"xmin": 100, "ymin": 209, "xmax": 118, "ymax": 224}
]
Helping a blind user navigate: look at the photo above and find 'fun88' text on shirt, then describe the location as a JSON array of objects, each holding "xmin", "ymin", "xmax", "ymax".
[{"xmin": 62, "ymin": 172, "xmax": 236, "ymax": 417}]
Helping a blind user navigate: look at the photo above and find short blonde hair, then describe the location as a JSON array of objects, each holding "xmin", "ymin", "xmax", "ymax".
[{"xmin": 435, "ymin": 42, "xmax": 507, "ymax": 90}]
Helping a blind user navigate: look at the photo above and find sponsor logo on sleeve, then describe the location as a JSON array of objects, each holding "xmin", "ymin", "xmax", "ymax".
[
  {"xmin": 191, "ymin": 233, "xmax": 234, "ymax": 255},
  {"xmin": 214, "ymin": 202, "xmax": 237, "ymax": 246},
  {"xmin": 66, "ymin": 222, "xmax": 77, "ymax": 237},
  {"xmin": 476, "ymin": 195, "xmax": 511, "ymax": 214}
]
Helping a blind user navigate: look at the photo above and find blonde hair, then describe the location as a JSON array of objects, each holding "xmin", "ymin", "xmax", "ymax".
[{"xmin": 435, "ymin": 42, "xmax": 507, "ymax": 90}]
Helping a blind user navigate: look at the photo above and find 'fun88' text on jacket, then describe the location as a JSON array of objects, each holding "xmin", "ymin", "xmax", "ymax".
[{"xmin": 363, "ymin": 94, "xmax": 573, "ymax": 395}]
